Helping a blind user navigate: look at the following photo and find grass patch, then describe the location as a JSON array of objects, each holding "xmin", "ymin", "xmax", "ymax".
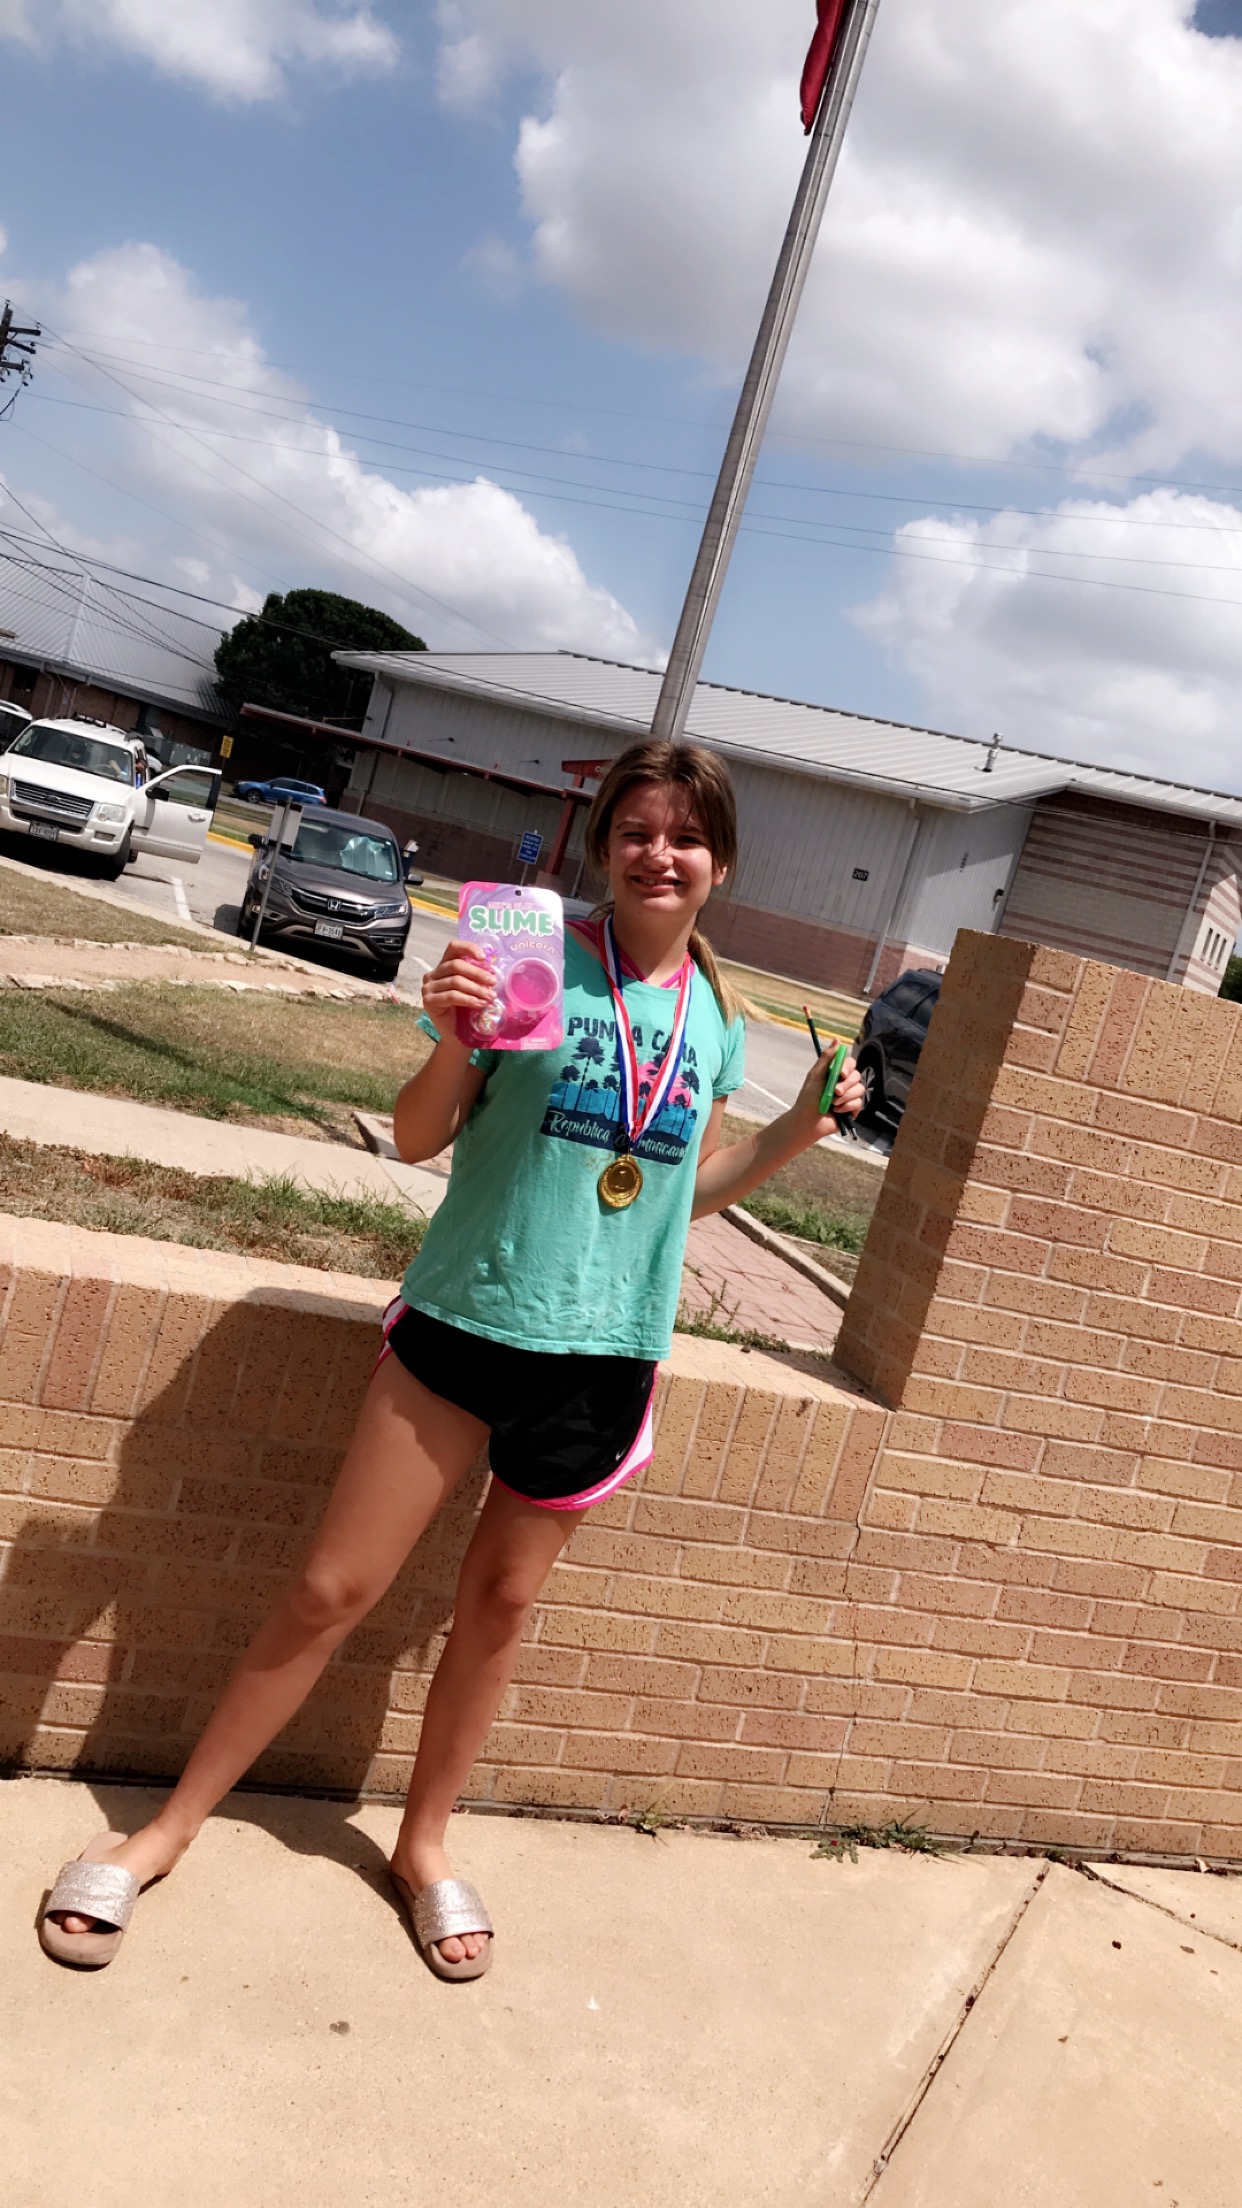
[
  {"xmin": 716, "ymin": 1112, "xmax": 879, "ymax": 1236},
  {"xmin": 739, "ymin": 1189, "xmax": 869, "ymax": 1256},
  {"xmin": 675, "ymin": 1280, "xmax": 797, "ymax": 1356},
  {"xmin": 0, "ymin": 1132, "xmax": 424, "ymax": 1275},
  {"xmin": 0, "ymin": 983, "xmax": 434, "ymax": 1139},
  {"xmin": 0, "ymin": 856, "xmax": 208, "ymax": 951},
  {"xmin": 813, "ymin": 1818, "xmax": 952, "ymax": 1865}
]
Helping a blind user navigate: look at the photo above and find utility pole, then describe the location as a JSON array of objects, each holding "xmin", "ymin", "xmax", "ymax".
[
  {"xmin": 650, "ymin": 0, "xmax": 883, "ymax": 745},
  {"xmin": 0, "ymin": 302, "xmax": 41, "ymax": 414}
]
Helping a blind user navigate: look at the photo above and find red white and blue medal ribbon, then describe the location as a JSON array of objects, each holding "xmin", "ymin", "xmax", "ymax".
[{"xmin": 601, "ymin": 912, "xmax": 694, "ymax": 1155}]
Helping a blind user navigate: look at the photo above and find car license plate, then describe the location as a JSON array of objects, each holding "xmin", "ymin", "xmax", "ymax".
[
  {"xmin": 314, "ymin": 920, "xmax": 344, "ymax": 940},
  {"xmin": 28, "ymin": 822, "xmax": 60, "ymax": 841}
]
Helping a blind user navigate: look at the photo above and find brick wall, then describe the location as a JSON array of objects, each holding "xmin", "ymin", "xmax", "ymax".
[
  {"xmin": 4, "ymin": 928, "xmax": 1242, "ymax": 1859},
  {"xmin": 835, "ymin": 931, "xmax": 1242, "ymax": 1857},
  {"xmin": 0, "ymin": 1220, "xmax": 888, "ymax": 1827}
]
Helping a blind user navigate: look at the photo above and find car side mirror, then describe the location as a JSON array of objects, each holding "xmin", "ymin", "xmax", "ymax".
[{"xmin": 248, "ymin": 832, "xmax": 264, "ymax": 848}]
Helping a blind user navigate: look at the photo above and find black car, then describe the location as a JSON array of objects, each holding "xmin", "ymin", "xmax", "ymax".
[
  {"xmin": 854, "ymin": 968, "xmax": 943, "ymax": 1125},
  {"xmin": 239, "ymin": 805, "xmax": 412, "ymax": 981}
]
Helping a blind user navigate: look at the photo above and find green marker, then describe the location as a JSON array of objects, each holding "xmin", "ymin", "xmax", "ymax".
[{"xmin": 820, "ymin": 1036, "xmax": 851, "ymax": 1117}]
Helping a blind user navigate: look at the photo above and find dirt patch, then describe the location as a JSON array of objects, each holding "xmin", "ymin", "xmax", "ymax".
[{"xmin": 0, "ymin": 1131, "xmax": 422, "ymax": 1276}]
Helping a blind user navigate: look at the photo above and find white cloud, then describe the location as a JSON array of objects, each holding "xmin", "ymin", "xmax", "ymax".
[
  {"xmin": 855, "ymin": 491, "xmax": 1242, "ymax": 789},
  {"xmin": 44, "ymin": 241, "xmax": 648, "ymax": 657},
  {"xmin": 438, "ymin": 0, "xmax": 1242, "ymax": 475},
  {"xmin": 1, "ymin": 0, "xmax": 398, "ymax": 101}
]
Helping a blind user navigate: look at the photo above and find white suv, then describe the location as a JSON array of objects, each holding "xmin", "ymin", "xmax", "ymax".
[{"xmin": 0, "ymin": 716, "xmax": 221, "ymax": 880}]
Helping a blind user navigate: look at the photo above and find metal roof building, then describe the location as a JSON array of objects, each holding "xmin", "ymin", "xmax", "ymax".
[
  {"xmin": 0, "ymin": 547, "xmax": 224, "ymax": 753},
  {"xmin": 334, "ymin": 649, "xmax": 1242, "ymax": 998}
]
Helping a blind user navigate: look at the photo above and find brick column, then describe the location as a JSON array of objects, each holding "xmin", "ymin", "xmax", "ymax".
[{"xmin": 833, "ymin": 931, "xmax": 1242, "ymax": 1856}]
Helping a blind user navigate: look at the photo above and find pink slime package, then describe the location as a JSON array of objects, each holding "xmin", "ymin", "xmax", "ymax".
[{"xmin": 455, "ymin": 882, "xmax": 565, "ymax": 1052}]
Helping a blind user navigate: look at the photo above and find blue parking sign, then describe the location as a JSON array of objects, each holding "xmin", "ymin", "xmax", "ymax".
[{"xmin": 517, "ymin": 830, "xmax": 542, "ymax": 865}]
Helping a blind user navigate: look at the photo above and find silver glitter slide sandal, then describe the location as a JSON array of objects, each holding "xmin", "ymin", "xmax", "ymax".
[
  {"xmin": 391, "ymin": 1872, "xmax": 494, "ymax": 1981},
  {"xmin": 39, "ymin": 1831, "xmax": 140, "ymax": 1969}
]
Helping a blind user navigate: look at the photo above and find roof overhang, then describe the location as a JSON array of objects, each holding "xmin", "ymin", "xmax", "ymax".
[{"xmin": 332, "ymin": 654, "xmax": 1048, "ymax": 817}]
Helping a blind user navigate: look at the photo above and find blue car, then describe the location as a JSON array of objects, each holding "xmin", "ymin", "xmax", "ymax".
[{"xmin": 235, "ymin": 775, "xmax": 327, "ymax": 807}]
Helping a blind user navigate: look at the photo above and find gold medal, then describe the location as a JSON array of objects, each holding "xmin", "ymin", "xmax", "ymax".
[{"xmin": 598, "ymin": 1152, "xmax": 644, "ymax": 1210}]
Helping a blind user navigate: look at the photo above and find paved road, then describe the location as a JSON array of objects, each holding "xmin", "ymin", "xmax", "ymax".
[{"xmin": 52, "ymin": 831, "xmax": 892, "ymax": 1155}]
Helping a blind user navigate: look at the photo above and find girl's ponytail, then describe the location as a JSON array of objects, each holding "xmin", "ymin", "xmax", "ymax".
[{"xmin": 687, "ymin": 924, "xmax": 742, "ymax": 1025}]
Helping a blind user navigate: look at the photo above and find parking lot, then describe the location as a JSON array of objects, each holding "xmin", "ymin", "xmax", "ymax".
[{"xmin": 0, "ymin": 809, "xmax": 892, "ymax": 1152}]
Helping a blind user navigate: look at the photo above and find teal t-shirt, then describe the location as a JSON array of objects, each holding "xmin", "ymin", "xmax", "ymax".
[{"xmin": 402, "ymin": 930, "xmax": 746, "ymax": 1358}]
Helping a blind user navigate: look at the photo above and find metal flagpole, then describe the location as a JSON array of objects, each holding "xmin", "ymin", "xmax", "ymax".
[{"xmin": 650, "ymin": 0, "xmax": 884, "ymax": 745}]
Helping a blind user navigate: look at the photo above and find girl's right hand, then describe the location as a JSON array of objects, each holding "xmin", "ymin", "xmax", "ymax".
[{"xmin": 422, "ymin": 940, "xmax": 498, "ymax": 1027}]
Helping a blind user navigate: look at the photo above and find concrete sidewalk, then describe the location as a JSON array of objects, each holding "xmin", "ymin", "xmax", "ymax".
[
  {"xmin": 4, "ymin": 1777, "xmax": 1239, "ymax": 2207},
  {"xmin": 0, "ymin": 1076, "xmax": 449, "ymax": 1215},
  {"xmin": 0, "ymin": 1078, "xmax": 843, "ymax": 1352}
]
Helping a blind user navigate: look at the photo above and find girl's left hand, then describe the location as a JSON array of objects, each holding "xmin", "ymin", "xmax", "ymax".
[{"xmin": 788, "ymin": 1048, "xmax": 865, "ymax": 1142}]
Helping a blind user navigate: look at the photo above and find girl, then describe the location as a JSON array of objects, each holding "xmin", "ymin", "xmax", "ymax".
[{"xmin": 40, "ymin": 739, "xmax": 863, "ymax": 1981}]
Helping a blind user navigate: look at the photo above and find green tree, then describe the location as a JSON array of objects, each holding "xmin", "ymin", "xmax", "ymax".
[
  {"xmin": 1221, "ymin": 955, "xmax": 1242, "ymax": 1003},
  {"xmin": 214, "ymin": 589, "xmax": 424, "ymax": 726}
]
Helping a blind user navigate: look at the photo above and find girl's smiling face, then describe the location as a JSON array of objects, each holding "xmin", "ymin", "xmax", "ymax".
[{"xmin": 604, "ymin": 779, "xmax": 728, "ymax": 923}]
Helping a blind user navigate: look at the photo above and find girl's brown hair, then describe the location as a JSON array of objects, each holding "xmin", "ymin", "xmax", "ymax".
[{"xmin": 583, "ymin": 739, "xmax": 741, "ymax": 1021}]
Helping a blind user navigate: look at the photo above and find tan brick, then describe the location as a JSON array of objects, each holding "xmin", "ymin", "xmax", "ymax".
[
  {"xmin": 1003, "ymin": 1398, "xmax": 1105, "ymax": 1444},
  {"xmin": 490, "ymin": 1767, "xmax": 609, "ymax": 1811},
  {"xmin": 875, "ymin": 1455, "xmax": 984, "ymax": 1503},
  {"xmin": 1006, "ymin": 1699, "xmax": 1099, "ymax": 1739},
  {"xmin": 652, "ymin": 1621, "xmax": 766, "ymax": 1666},
  {"xmin": 674, "ymin": 1742, "xmax": 788, "ymax": 1782},
  {"xmin": 849, "ymin": 1721, "xmax": 951, "ymax": 1760},
  {"xmin": 646, "ymin": 1373, "xmax": 707, "ymax": 1497},
  {"xmin": 974, "ymin": 1661, "xmax": 1070, "ymax": 1701},
  {"xmin": 1052, "ymin": 960, "xmax": 1115, "ymax": 1080},
  {"xmin": 632, "ymin": 1497, "xmax": 744, "ymax": 1545},
  {"xmin": 1169, "ymin": 1499, "xmax": 1242, "ymax": 1544},
  {"xmin": 538, "ymin": 1611, "xmax": 655, "ymax": 1654},
  {"xmin": 584, "ymin": 1654, "xmax": 696, "ymax": 1699},
  {"xmin": 983, "ymin": 1274, "xmax": 1087, "ymax": 1323},
  {"xmin": 562, "ymin": 1732, "xmax": 678, "ymax": 1775},
  {"xmin": 718, "ymin": 1588, "xmax": 829, "ymax": 1634},
  {"xmin": 763, "ymin": 1634, "xmax": 856, "ymax": 1676},
  {"xmin": 677, "ymin": 1543, "xmax": 789, "ymax": 1590},
  {"xmin": 631, "ymin": 1696, "xmax": 739, "ymax": 1741},
  {"xmin": 1139, "ymin": 1459, "xmax": 1231, "ymax": 1504},
  {"xmin": 718, "ymin": 1784, "xmax": 826, "ymax": 1822},
  {"xmin": 711, "ymin": 1389, "xmax": 778, "ymax": 1508},
  {"xmin": 1149, "ymin": 1572, "xmax": 1239, "ymax": 1615},
  {"xmin": 0, "ymin": 1267, "xmax": 63, "ymax": 1404},
  {"xmin": 984, "ymin": 1771, "xmax": 1083, "ymax": 1809},
  {"xmin": 695, "ymin": 1666, "xmax": 803, "ymax": 1709},
  {"xmin": 871, "ymin": 1648, "xmax": 972, "ymax": 1689},
  {"xmin": 949, "ymin": 1730, "xmax": 1045, "ymax": 1771}
]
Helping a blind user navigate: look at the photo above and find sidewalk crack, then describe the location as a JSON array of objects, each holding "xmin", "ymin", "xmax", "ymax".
[
  {"xmin": 853, "ymin": 1859, "xmax": 1051, "ymax": 2203},
  {"xmin": 1077, "ymin": 1860, "xmax": 1242, "ymax": 1958}
]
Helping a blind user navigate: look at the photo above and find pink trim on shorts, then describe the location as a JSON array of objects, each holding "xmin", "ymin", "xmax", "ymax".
[
  {"xmin": 495, "ymin": 1373, "xmax": 657, "ymax": 1513},
  {"xmin": 372, "ymin": 1293, "xmax": 406, "ymax": 1376},
  {"xmin": 373, "ymin": 1301, "xmax": 657, "ymax": 1512}
]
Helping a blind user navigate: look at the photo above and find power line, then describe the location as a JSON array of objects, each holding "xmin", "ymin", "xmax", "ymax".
[
  {"xmin": 40, "ymin": 323, "xmax": 516, "ymax": 649},
  {"xmin": 37, "ymin": 349, "xmax": 1242, "ymax": 565},
  {"xmin": 22, "ymin": 383, "xmax": 1242, "ymax": 588}
]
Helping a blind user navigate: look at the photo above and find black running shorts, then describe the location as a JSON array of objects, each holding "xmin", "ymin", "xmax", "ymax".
[{"xmin": 378, "ymin": 1302, "xmax": 657, "ymax": 1510}]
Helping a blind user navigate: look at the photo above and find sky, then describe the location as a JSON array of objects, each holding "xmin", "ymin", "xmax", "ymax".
[{"xmin": 1, "ymin": 0, "xmax": 1241, "ymax": 787}]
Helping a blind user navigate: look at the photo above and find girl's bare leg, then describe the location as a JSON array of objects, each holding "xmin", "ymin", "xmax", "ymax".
[
  {"xmin": 389, "ymin": 1478, "xmax": 586, "ymax": 1964},
  {"xmin": 53, "ymin": 1357, "xmax": 487, "ymax": 1934}
]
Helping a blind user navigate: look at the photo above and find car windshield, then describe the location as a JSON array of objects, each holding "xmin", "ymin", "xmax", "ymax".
[
  {"xmin": 287, "ymin": 819, "xmax": 399, "ymax": 882},
  {"xmin": 9, "ymin": 724, "xmax": 135, "ymax": 785}
]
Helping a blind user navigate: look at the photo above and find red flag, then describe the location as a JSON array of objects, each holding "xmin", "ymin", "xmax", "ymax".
[{"xmin": 800, "ymin": 0, "xmax": 849, "ymax": 132}]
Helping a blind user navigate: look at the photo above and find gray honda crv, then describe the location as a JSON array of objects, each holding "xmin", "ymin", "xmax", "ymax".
[{"xmin": 238, "ymin": 804, "xmax": 413, "ymax": 981}]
